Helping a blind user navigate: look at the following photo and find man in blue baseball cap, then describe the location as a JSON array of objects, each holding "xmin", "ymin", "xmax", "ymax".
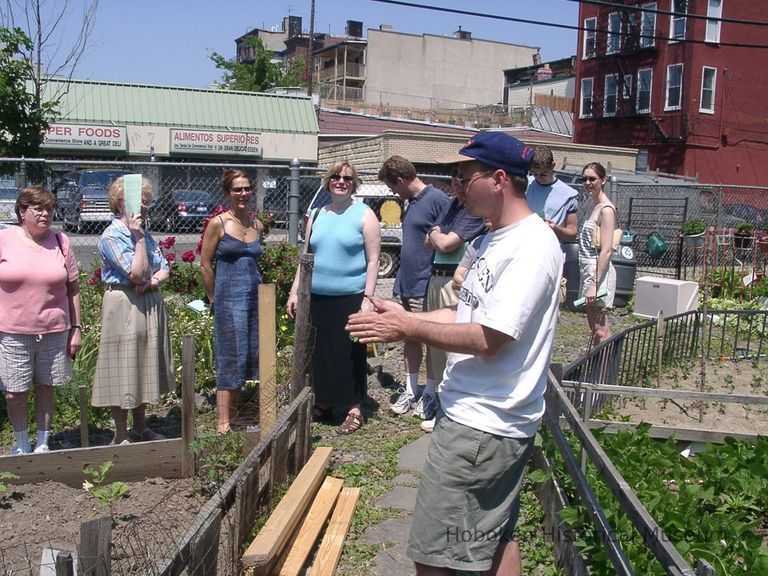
[{"xmin": 346, "ymin": 131, "xmax": 563, "ymax": 575}]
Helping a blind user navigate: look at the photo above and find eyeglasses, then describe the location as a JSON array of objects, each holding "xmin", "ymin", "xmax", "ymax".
[
  {"xmin": 580, "ymin": 176, "xmax": 600, "ymax": 183},
  {"xmin": 330, "ymin": 174, "xmax": 355, "ymax": 183},
  {"xmin": 453, "ymin": 171, "xmax": 494, "ymax": 190},
  {"xmin": 231, "ymin": 186, "xmax": 253, "ymax": 194},
  {"xmin": 26, "ymin": 205, "xmax": 53, "ymax": 215}
]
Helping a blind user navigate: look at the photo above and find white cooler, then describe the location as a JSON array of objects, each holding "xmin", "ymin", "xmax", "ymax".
[{"xmin": 633, "ymin": 276, "xmax": 699, "ymax": 319}]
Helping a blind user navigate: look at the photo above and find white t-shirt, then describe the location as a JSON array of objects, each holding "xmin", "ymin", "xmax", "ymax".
[{"xmin": 439, "ymin": 214, "xmax": 563, "ymax": 438}]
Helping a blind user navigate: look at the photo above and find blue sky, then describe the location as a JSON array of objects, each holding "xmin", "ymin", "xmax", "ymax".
[{"xmin": 55, "ymin": 0, "xmax": 579, "ymax": 88}]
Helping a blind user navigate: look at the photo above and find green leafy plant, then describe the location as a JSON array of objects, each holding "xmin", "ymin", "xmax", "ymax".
[
  {"xmin": 547, "ymin": 425, "xmax": 768, "ymax": 575},
  {"xmin": 0, "ymin": 471, "xmax": 19, "ymax": 494},
  {"xmin": 736, "ymin": 222, "xmax": 754, "ymax": 236},
  {"xmin": 83, "ymin": 461, "xmax": 131, "ymax": 508},
  {"xmin": 259, "ymin": 242, "xmax": 299, "ymax": 348},
  {"xmin": 682, "ymin": 218, "xmax": 705, "ymax": 236},
  {"xmin": 189, "ymin": 430, "xmax": 245, "ymax": 491}
]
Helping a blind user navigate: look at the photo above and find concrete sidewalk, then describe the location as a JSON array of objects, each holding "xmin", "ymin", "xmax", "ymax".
[{"xmin": 359, "ymin": 433, "xmax": 430, "ymax": 576}]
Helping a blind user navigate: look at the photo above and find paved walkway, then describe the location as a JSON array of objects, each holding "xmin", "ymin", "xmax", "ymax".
[{"xmin": 359, "ymin": 434, "xmax": 431, "ymax": 576}]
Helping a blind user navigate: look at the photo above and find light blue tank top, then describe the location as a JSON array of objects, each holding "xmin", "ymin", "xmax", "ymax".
[{"xmin": 310, "ymin": 201, "xmax": 368, "ymax": 295}]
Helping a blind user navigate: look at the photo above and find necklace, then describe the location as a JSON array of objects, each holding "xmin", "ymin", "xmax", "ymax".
[{"xmin": 228, "ymin": 210, "xmax": 251, "ymax": 239}]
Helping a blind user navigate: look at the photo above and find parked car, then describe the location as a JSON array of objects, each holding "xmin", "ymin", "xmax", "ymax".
[
  {"xmin": 0, "ymin": 184, "xmax": 20, "ymax": 224},
  {"xmin": 305, "ymin": 183, "xmax": 405, "ymax": 278},
  {"xmin": 150, "ymin": 190, "xmax": 218, "ymax": 232},
  {"xmin": 723, "ymin": 203, "xmax": 767, "ymax": 227},
  {"xmin": 56, "ymin": 169, "xmax": 131, "ymax": 233}
]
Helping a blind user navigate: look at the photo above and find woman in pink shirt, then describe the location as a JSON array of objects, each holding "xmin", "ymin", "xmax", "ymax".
[{"xmin": 0, "ymin": 187, "xmax": 81, "ymax": 455}]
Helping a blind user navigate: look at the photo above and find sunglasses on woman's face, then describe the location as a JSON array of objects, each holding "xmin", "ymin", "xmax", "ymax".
[
  {"xmin": 581, "ymin": 176, "xmax": 600, "ymax": 183},
  {"xmin": 330, "ymin": 174, "xmax": 354, "ymax": 183},
  {"xmin": 231, "ymin": 186, "xmax": 253, "ymax": 194}
]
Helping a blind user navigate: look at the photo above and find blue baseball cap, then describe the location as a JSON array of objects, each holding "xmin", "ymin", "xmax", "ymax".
[{"xmin": 437, "ymin": 131, "xmax": 534, "ymax": 176}]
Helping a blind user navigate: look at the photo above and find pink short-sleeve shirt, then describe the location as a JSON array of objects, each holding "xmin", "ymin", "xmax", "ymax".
[{"xmin": 0, "ymin": 227, "xmax": 79, "ymax": 335}]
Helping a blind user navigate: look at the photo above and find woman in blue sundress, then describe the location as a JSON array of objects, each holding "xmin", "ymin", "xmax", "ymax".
[{"xmin": 201, "ymin": 169, "xmax": 264, "ymax": 433}]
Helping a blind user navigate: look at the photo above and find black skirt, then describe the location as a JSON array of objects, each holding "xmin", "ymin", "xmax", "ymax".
[{"xmin": 309, "ymin": 292, "xmax": 367, "ymax": 407}]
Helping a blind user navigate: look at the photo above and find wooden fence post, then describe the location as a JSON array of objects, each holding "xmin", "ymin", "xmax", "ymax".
[
  {"xmin": 79, "ymin": 385, "xmax": 89, "ymax": 448},
  {"xmin": 182, "ymin": 334, "xmax": 196, "ymax": 478},
  {"xmin": 78, "ymin": 514, "xmax": 111, "ymax": 576},
  {"xmin": 259, "ymin": 284, "xmax": 277, "ymax": 434},
  {"xmin": 290, "ymin": 254, "xmax": 314, "ymax": 400},
  {"xmin": 55, "ymin": 550, "xmax": 74, "ymax": 576}
]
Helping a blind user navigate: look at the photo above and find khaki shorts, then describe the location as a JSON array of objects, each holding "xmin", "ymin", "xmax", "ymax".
[
  {"xmin": 0, "ymin": 331, "xmax": 71, "ymax": 393},
  {"xmin": 406, "ymin": 411, "xmax": 535, "ymax": 572}
]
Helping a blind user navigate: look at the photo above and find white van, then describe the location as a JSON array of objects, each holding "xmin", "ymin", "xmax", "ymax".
[{"xmin": 305, "ymin": 183, "xmax": 404, "ymax": 278}]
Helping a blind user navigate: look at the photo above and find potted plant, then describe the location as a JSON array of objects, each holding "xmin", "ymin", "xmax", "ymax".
[
  {"xmin": 734, "ymin": 222, "xmax": 754, "ymax": 249},
  {"xmin": 681, "ymin": 218, "xmax": 706, "ymax": 248}
]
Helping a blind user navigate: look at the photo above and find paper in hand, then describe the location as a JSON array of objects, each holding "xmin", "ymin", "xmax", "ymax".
[{"xmin": 123, "ymin": 174, "xmax": 143, "ymax": 218}]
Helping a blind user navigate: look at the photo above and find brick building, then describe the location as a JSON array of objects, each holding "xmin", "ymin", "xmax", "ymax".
[{"xmin": 573, "ymin": 0, "xmax": 768, "ymax": 185}]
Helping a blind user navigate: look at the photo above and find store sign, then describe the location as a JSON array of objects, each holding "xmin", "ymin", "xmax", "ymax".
[
  {"xmin": 42, "ymin": 123, "xmax": 127, "ymax": 151},
  {"xmin": 170, "ymin": 130, "xmax": 262, "ymax": 157}
]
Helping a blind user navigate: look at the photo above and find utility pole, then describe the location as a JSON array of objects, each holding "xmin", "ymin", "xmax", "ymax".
[{"xmin": 307, "ymin": 0, "xmax": 316, "ymax": 98}]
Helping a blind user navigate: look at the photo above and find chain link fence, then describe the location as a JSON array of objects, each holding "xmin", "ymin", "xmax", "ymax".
[{"xmin": 3, "ymin": 156, "xmax": 768, "ymax": 282}]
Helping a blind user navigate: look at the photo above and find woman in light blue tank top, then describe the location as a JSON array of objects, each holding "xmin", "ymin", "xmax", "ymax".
[{"xmin": 287, "ymin": 162, "xmax": 381, "ymax": 435}]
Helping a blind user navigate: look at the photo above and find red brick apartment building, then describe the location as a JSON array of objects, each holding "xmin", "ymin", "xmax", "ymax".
[{"xmin": 573, "ymin": 0, "xmax": 768, "ymax": 186}]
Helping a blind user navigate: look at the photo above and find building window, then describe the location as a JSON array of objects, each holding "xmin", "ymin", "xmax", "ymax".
[
  {"xmin": 665, "ymin": 63, "xmax": 684, "ymax": 110},
  {"xmin": 700, "ymin": 66, "xmax": 717, "ymax": 113},
  {"xmin": 623, "ymin": 74, "xmax": 633, "ymax": 100},
  {"xmin": 583, "ymin": 17, "xmax": 597, "ymax": 58},
  {"xmin": 670, "ymin": 0, "xmax": 687, "ymax": 41},
  {"xmin": 581, "ymin": 78, "xmax": 594, "ymax": 118},
  {"xmin": 706, "ymin": 0, "xmax": 722, "ymax": 43},
  {"xmin": 604, "ymin": 75, "xmax": 618, "ymax": 117},
  {"xmin": 637, "ymin": 68, "xmax": 653, "ymax": 113},
  {"xmin": 640, "ymin": 2, "xmax": 657, "ymax": 47},
  {"xmin": 607, "ymin": 12, "xmax": 622, "ymax": 54}
]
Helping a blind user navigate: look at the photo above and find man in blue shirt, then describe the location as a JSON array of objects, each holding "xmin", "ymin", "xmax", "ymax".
[
  {"xmin": 526, "ymin": 145, "xmax": 578, "ymax": 242},
  {"xmin": 378, "ymin": 156, "xmax": 450, "ymax": 415}
]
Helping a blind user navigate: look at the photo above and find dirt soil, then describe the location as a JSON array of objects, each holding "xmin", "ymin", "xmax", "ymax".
[
  {"xmin": 605, "ymin": 358, "xmax": 768, "ymax": 436},
  {"xmin": 2, "ymin": 308, "xmax": 761, "ymax": 574}
]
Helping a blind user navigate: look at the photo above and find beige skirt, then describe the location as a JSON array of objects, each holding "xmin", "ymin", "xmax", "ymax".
[{"xmin": 91, "ymin": 288, "xmax": 174, "ymax": 409}]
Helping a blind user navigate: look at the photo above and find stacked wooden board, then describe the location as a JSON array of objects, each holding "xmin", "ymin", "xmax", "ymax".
[{"xmin": 242, "ymin": 447, "xmax": 360, "ymax": 576}]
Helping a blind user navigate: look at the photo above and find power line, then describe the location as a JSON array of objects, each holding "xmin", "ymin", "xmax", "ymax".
[
  {"xmin": 367, "ymin": 0, "xmax": 768, "ymax": 49},
  {"xmin": 568, "ymin": 0, "xmax": 768, "ymax": 27}
]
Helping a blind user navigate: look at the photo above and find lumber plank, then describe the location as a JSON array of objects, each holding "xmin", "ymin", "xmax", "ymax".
[
  {"xmin": 277, "ymin": 476, "xmax": 344, "ymax": 576},
  {"xmin": 0, "ymin": 439, "xmax": 183, "ymax": 487},
  {"xmin": 311, "ymin": 487, "xmax": 361, "ymax": 576},
  {"xmin": 259, "ymin": 284, "xmax": 278, "ymax": 435},
  {"xmin": 242, "ymin": 446, "xmax": 332, "ymax": 568}
]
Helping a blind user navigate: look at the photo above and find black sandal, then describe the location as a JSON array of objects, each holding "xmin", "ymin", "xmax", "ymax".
[
  {"xmin": 336, "ymin": 411, "xmax": 364, "ymax": 435},
  {"xmin": 312, "ymin": 405, "xmax": 334, "ymax": 422}
]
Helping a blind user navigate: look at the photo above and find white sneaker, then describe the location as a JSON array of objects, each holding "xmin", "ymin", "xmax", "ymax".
[
  {"xmin": 11, "ymin": 444, "xmax": 31, "ymax": 455},
  {"xmin": 415, "ymin": 393, "xmax": 437, "ymax": 421},
  {"xmin": 390, "ymin": 387, "xmax": 417, "ymax": 415},
  {"xmin": 33, "ymin": 444, "xmax": 50, "ymax": 454},
  {"xmin": 420, "ymin": 418, "xmax": 435, "ymax": 433}
]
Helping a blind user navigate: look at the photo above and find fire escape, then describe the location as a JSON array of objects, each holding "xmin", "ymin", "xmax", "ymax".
[{"xmin": 608, "ymin": 3, "xmax": 688, "ymax": 143}]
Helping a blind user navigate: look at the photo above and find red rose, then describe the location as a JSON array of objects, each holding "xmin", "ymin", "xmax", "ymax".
[
  {"xmin": 164, "ymin": 236, "xmax": 176, "ymax": 249},
  {"xmin": 165, "ymin": 252, "xmax": 176, "ymax": 262},
  {"xmin": 94, "ymin": 267, "xmax": 102, "ymax": 279},
  {"xmin": 87, "ymin": 277, "xmax": 96, "ymax": 285},
  {"xmin": 181, "ymin": 250, "xmax": 195, "ymax": 263}
]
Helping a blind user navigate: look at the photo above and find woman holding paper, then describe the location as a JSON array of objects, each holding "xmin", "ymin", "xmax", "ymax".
[
  {"xmin": 92, "ymin": 175, "xmax": 173, "ymax": 444},
  {"xmin": 578, "ymin": 162, "xmax": 617, "ymax": 345},
  {"xmin": 200, "ymin": 169, "xmax": 264, "ymax": 434}
]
